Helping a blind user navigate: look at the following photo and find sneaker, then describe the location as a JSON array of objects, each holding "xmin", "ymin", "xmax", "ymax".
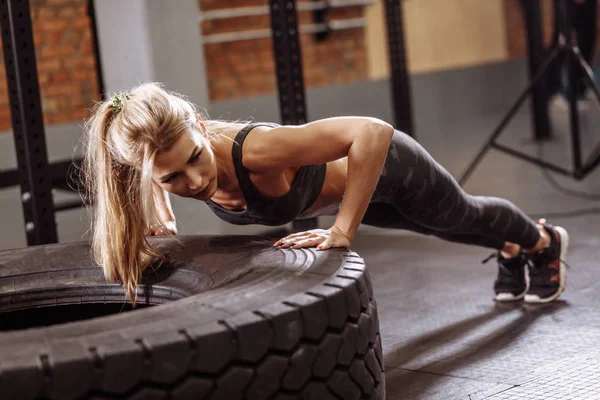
[
  {"xmin": 487, "ymin": 252, "xmax": 529, "ymax": 302},
  {"xmin": 525, "ymin": 224, "xmax": 569, "ymax": 304},
  {"xmin": 549, "ymin": 93, "xmax": 590, "ymax": 111}
]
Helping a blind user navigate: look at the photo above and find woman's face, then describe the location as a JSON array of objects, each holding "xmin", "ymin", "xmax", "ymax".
[{"xmin": 152, "ymin": 128, "xmax": 218, "ymax": 200}]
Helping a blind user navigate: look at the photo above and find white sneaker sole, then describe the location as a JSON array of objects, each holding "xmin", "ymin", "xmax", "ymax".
[
  {"xmin": 524, "ymin": 226, "xmax": 569, "ymax": 304},
  {"xmin": 495, "ymin": 278, "xmax": 529, "ymax": 302}
]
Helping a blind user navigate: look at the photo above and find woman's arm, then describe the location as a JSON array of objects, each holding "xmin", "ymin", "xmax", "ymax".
[
  {"xmin": 244, "ymin": 116, "xmax": 394, "ymax": 245},
  {"xmin": 150, "ymin": 180, "xmax": 177, "ymax": 236},
  {"xmin": 331, "ymin": 120, "xmax": 393, "ymax": 241}
]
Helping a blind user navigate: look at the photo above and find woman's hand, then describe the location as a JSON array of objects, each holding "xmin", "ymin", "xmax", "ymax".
[
  {"xmin": 274, "ymin": 226, "xmax": 352, "ymax": 251},
  {"xmin": 149, "ymin": 220, "xmax": 178, "ymax": 236}
]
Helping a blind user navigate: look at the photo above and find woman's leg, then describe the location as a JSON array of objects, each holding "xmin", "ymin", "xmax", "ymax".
[
  {"xmin": 363, "ymin": 202, "xmax": 510, "ymax": 250},
  {"xmin": 369, "ymin": 130, "xmax": 568, "ymax": 303},
  {"xmin": 372, "ymin": 130, "xmax": 544, "ymax": 253}
]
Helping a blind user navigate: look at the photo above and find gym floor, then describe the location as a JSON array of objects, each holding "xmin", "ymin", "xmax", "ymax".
[
  {"xmin": 352, "ymin": 94, "xmax": 600, "ymax": 398},
  {"xmin": 2, "ymin": 60, "xmax": 600, "ymax": 399}
]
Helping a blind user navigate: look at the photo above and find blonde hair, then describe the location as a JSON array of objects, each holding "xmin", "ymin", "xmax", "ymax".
[{"xmin": 82, "ymin": 82, "xmax": 247, "ymax": 303}]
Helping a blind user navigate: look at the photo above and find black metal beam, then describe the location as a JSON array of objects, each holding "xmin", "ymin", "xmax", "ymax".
[
  {"xmin": 87, "ymin": 0, "xmax": 106, "ymax": 100},
  {"xmin": 0, "ymin": 158, "xmax": 82, "ymax": 190},
  {"xmin": 270, "ymin": 0, "xmax": 308, "ymax": 126},
  {"xmin": 521, "ymin": 0, "xmax": 551, "ymax": 141},
  {"xmin": 0, "ymin": 0, "xmax": 58, "ymax": 245},
  {"xmin": 384, "ymin": 0, "xmax": 414, "ymax": 137},
  {"xmin": 270, "ymin": 0, "xmax": 316, "ymax": 231}
]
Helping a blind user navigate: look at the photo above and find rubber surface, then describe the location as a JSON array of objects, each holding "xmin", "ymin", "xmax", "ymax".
[{"xmin": 0, "ymin": 235, "xmax": 385, "ymax": 399}]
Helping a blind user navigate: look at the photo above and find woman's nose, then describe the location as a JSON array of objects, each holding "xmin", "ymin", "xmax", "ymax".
[{"xmin": 188, "ymin": 176, "xmax": 203, "ymax": 192}]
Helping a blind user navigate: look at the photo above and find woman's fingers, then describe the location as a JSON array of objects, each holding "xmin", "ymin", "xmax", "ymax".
[
  {"xmin": 274, "ymin": 230, "xmax": 326, "ymax": 247},
  {"xmin": 317, "ymin": 240, "xmax": 332, "ymax": 250},
  {"xmin": 274, "ymin": 228, "xmax": 352, "ymax": 250},
  {"xmin": 150, "ymin": 220, "xmax": 178, "ymax": 236},
  {"xmin": 278, "ymin": 236, "xmax": 311, "ymax": 248},
  {"xmin": 290, "ymin": 237, "xmax": 326, "ymax": 249}
]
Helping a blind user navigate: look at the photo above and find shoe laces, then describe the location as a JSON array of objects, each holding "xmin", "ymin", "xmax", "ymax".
[
  {"xmin": 482, "ymin": 250, "xmax": 570, "ymax": 270},
  {"xmin": 481, "ymin": 251, "xmax": 528, "ymax": 266},
  {"xmin": 482, "ymin": 251, "xmax": 530, "ymax": 281}
]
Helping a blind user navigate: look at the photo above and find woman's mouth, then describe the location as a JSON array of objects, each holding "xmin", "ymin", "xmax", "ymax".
[{"xmin": 192, "ymin": 180, "xmax": 212, "ymax": 199}]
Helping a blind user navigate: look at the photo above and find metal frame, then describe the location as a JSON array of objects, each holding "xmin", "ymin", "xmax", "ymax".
[
  {"xmin": 312, "ymin": 0, "xmax": 329, "ymax": 42},
  {"xmin": 0, "ymin": 159, "xmax": 79, "ymax": 189},
  {"xmin": 459, "ymin": 0, "xmax": 600, "ymax": 185},
  {"xmin": 522, "ymin": 0, "xmax": 551, "ymax": 141},
  {"xmin": 0, "ymin": 0, "xmax": 97, "ymax": 245},
  {"xmin": 87, "ymin": 0, "xmax": 106, "ymax": 100},
  {"xmin": 384, "ymin": 0, "xmax": 414, "ymax": 137},
  {"xmin": 270, "ymin": 0, "xmax": 316, "ymax": 231},
  {"xmin": 0, "ymin": 0, "xmax": 58, "ymax": 245},
  {"xmin": 270, "ymin": 0, "xmax": 308, "ymax": 127}
]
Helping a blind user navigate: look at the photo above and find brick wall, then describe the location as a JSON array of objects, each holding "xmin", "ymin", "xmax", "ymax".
[
  {"xmin": 0, "ymin": 0, "xmax": 99, "ymax": 131},
  {"xmin": 2, "ymin": 0, "xmax": 599, "ymax": 132},
  {"xmin": 201, "ymin": 0, "xmax": 368, "ymax": 101}
]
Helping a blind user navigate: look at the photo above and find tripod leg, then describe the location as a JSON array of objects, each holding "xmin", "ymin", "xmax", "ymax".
[
  {"xmin": 565, "ymin": 46, "xmax": 583, "ymax": 171},
  {"xmin": 572, "ymin": 46, "xmax": 600, "ymax": 105},
  {"xmin": 459, "ymin": 46, "xmax": 562, "ymax": 186}
]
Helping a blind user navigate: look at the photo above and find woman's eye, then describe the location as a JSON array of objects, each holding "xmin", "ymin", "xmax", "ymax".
[
  {"xmin": 191, "ymin": 152, "xmax": 201, "ymax": 163},
  {"xmin": 164, "ymin": 175, "xmax": 177, "ymax": 184}
]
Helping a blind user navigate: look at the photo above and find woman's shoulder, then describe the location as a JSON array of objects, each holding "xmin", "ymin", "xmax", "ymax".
[{"xmin": 206, "ymin": 120, "xmax": 279, "ymax": 139}]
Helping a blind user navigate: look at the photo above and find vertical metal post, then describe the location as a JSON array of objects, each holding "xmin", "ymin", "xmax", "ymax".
[
  {"xmin": 312, "ymin": 0, "xmax": 329, "ymax": 41},
  {"xmin": 88, "ymin": 0, "xmax": 106, "ymax": 100},
  {"xmin": 270, "ymin": 0, "xmax": 308, "ymax": 126},
  {"xmin": 384, "ymin": 0, "xmax": 414, "ymax": 137},
  {"xmin": 559, "ymin": 0, "xmax": 583, "ymax": 172},
  {"xmin": 270, "ymin": 0, "xmax": 316, "ymax": 230},
  {"xmin": 0, "ymin": 0, "xmax": 58, "ymax": 245},
  {"xmin": 521, "ymin": 0, "xmax": 551, "ymax": 141}
]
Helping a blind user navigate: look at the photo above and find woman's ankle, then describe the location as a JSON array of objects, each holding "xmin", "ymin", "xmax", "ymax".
[
  {"xmin": 526, "ymin": 222, "xmax": 551, "ymax": 254},
  {"xmin": 500, "ymin": 242, "xmax": 521, "ymax": 258}
]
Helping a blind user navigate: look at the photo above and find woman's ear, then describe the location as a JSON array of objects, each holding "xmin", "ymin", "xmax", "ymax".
[{"xmin": 195, "ymin": 114, "xmax": 207, "ymax": 132}]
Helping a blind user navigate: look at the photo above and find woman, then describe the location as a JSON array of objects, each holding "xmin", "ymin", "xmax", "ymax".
[{"xmin": 83, "ymin": 83, "xmax": 568, "ymax": 304}]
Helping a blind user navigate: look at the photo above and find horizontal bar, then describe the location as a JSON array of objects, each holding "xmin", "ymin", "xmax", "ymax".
[
  {"xmin": 303, "ymin": 18, "xmax": 365, "ymax": 34},
  {"xmin": 0, "ymin": 158, "xmax": 85, "ymax": 212},
  {"xmin": 200, "ymin": 0, "xmax": 374, "ymax": 21},
  {"xmin": 0, "ymin": 158, "xmax": 82, "ymax": 190},
  {"xmin": 492, "ymin": 142, "xmax": 574, "ymax": 177},
  {"xmin": 54, "ymin": 199, "xmax": 85, "ymax": 212},
  {"xmin": 203, "ymin": 17, "xmax": 366, "ymax": 44}
]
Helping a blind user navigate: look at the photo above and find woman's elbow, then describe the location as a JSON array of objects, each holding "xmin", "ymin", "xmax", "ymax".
[{"xmin": 366, "ymin": 118, "xmax": 394, "ymax": 142}]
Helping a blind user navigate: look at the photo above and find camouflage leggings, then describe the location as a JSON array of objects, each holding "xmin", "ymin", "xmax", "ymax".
[{"xmin": 363, "ymin": 130, "xmax": 540, "ymax": 250}]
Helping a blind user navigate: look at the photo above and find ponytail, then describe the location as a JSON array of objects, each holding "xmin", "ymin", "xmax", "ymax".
[{"xmin": 82, "ymin": 100, "xmax": 164, "ymax": 304}]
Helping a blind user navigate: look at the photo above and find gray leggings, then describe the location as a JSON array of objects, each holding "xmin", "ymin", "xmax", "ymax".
[{"xmin": 363, "ymin": 130, "xmax": 540, "ymax": 250}]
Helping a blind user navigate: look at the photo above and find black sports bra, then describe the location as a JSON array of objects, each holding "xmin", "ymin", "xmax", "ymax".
[{"xmin": 205, "ymin": 122, "xmax": 327, "ymax": 226}]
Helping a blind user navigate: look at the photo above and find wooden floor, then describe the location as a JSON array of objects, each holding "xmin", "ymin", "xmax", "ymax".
[{"xmin": 351, "ymin": 97, "xmax": 600, "ymax": 399}]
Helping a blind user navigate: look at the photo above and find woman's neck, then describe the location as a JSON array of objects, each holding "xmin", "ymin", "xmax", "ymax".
[{"xmin": 210, "ymin": 130, "xmax": 238, "ymax": 192}]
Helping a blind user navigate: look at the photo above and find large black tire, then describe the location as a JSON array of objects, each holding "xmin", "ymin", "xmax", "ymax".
[{"xmin": 0, "ymin": 235, "xmax": 385, "ymax": 400}]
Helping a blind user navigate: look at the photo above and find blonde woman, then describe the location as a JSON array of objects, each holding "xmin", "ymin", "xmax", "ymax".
[{"xmin": 83, "ymin": 83, "xmax": 568, "ymax": 304}]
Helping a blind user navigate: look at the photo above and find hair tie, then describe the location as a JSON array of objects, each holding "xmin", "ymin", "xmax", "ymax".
[{"xmin": 112, "ymin": 92, "xmax": 130, "ymax": 113}]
